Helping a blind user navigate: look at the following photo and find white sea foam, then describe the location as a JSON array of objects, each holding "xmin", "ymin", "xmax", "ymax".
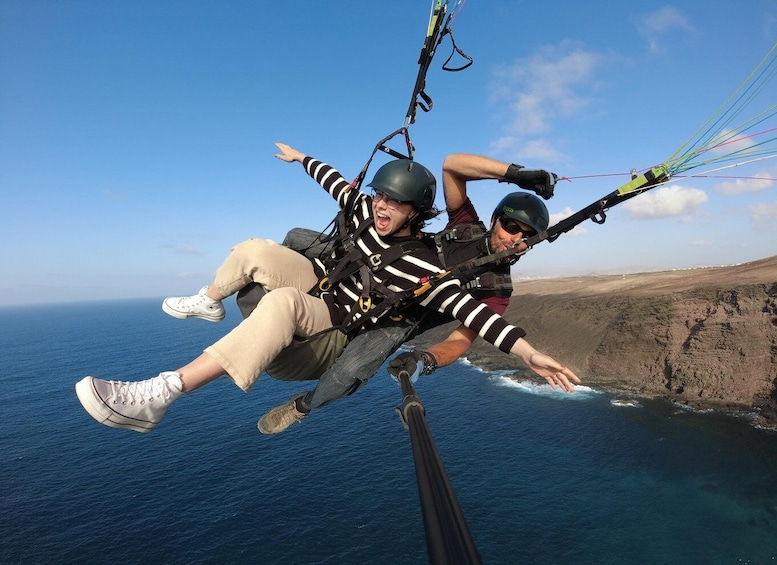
[
  {"xmin": 490, "ymin": 374, "xmax": 600, "ymax": 400},
  {"xmin": 610, "ymin": 398, "xmax": 641, "ymax": 408}
]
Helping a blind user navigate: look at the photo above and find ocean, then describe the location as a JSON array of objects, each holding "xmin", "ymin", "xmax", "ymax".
[{"xmin": 2, "ymin": 299, "xmax": 776, "ymax": 564}]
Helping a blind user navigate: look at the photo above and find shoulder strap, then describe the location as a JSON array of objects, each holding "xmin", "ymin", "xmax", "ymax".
[
  {"xmin": 433, "ymin": 222, "xmax": 489, "ymax": 267},
  {"xmin": 335, "ymin": 238, "xmax": 431, "ymax": 336}
]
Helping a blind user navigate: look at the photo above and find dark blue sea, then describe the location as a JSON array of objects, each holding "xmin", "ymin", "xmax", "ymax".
[{"xmin": 2, "ymin": 299, "xmax": 777, "ymax": 564}]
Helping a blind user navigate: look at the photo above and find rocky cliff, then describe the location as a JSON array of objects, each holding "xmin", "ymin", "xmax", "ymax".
[{"xmin": 409, "ymin": 255, "xmax": 777, "ymax": 428}]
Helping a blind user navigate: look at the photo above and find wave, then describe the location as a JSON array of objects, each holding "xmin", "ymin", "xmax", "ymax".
[
  {"xmin": 610, "ymin": 398, "xmax": 642, "ymax": 408},
  {"xmin": 490, "ymin": 374, "xmax": 600, "ymax": 400},
  {"xmin": 455, "ymin": 357, "xmax": 600, "ymax": 400}
]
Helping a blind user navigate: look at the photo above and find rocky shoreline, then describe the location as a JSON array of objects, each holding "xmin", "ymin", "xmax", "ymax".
[{"xmin": 409, "ymin": 255, "xmax": 777, "ymax": 429}]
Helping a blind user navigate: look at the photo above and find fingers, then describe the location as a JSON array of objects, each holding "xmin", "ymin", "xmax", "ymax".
[
  {"xmin": 545, "ymin": 373, "xmax": 570, "ymax": 392},
  {"xmin": 543, "ymin": 368, "xmax": 580, "ymax": 393},
  {"xmin": 273, "ymin": 142, "xmax": 297, "ymax": 162}
]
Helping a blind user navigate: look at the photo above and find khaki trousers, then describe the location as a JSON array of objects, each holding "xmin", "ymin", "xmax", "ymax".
[{"xmin": 203, "ymin": 239, "xmax": 334, "ymax": 391}]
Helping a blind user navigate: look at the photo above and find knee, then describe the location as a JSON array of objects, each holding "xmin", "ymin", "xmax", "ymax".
[
  {"xmin": 230, "ymin": 238, "xmax": 277, "ymax": 262},
  {"xmin": 259, "ymin": 287, "xmax": 304, "ymax": 313}
]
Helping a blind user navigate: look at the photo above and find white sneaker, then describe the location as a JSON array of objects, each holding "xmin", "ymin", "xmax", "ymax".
[
  {"xmin": 75, "ymin": 372, "xmax": 183, "ymax": 433},
  {"xmin": 162, "ymin": 286, "xmax": 225, "ymax": 322}
]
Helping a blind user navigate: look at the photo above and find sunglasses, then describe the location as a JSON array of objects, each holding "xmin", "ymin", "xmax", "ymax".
[{"xmin": 498, "ymin": 216, "xmax": 537, "ymax": 237}]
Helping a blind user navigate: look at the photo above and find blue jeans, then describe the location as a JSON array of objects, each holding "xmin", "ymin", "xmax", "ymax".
[
  {"xmin": 282, "ymin": 228, "xmax": 423, "ymax": 410},
  {"xmin": 302, "ymin": 320, "xmax": 415, "ymax": 409}
]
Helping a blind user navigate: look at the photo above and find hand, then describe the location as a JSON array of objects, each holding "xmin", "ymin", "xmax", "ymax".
[
  {"xmin": 274, "ymin": 142, "xmax": 306, "ymax": 163},
  {"xmin": 502, "ymin": 164, "xmax": 557, "ymax": 200},
  {"xmin": 509, "ymin": 338, "xmax": 581, "ymax": 392},
  {"xmin": 387, "ymin": 351, "xmax": 424, "ymax": 384}
]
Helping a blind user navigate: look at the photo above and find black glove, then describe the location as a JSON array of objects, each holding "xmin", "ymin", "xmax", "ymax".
[
  {"xmin": 387, "ymin": 350, "xmax": 438, "ymax": 384},
  {"xmin": 501, "ymin": 164, "xmax": 557, "ymax": 200}
]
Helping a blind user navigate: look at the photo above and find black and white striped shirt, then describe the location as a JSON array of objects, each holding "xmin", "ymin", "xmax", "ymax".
[{"xmin": 303, "ymin": 157, "xmax": 526, "ymax": 353}]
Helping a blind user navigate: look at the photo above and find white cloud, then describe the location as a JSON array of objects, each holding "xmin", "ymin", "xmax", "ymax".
[
  {"xmin": 716, "ymin": 171, "xmax": 775, "ymax": 194},
  {"xmin": 492, "ymin": 138, "xmax": 564, "ymax": 163},
  {"xmin": 706, "ymin": 129, "xmax": 757, "ymax": 157},
  {"xmin": 637, "ymin": 6, "xmax": 693, "ymax": 54},
  {"xmin": 547, "ymin": 206, "xmax": 588, "ymax": 236},
  {"xmin": 621, "ymin": 184, "xmax": 708, "ymax": 219},
  {"xmin": 489, "ymin": 41, "xmax": 604, "ymax": 159},
  {"xmin": 750, "ymin": 201, "xmax": 777, "ymax": 225},
  {"xmin": 641, "ymin": 6, "xmax": 692, "ymax": 34}
]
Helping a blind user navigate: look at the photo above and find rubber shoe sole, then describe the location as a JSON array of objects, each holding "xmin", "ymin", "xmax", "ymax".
[{"xmin": 162, "ymin": 300, "xmax": 225, "ymax": 322}]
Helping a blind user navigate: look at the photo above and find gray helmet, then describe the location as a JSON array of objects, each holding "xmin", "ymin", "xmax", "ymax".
[
  {"xmin": 492, "ymin": 192, "xmax": 550, "ymax": 233},
  {"xmin": 366, "ymin": 159, "xmax": 436, "ymax": 214}
]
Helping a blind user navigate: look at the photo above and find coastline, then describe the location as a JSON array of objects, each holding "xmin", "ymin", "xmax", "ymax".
[{"xmin": 409, "ymin": 255, "xmax": 777, "ymax": 429}]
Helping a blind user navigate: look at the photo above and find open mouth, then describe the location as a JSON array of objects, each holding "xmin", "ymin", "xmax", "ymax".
[{"xmin": 375, "ymin": 212, "xmax": 391, "ymax": 232}]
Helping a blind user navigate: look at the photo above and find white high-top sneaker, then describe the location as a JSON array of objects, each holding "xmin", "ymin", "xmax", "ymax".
[
  {"xmin": 75, "ymin": 372, "xmax": 183, "ymax": 433},
  {"xmin": 162, "ymin": 286, "xmax": 225, "ymax": 322}
]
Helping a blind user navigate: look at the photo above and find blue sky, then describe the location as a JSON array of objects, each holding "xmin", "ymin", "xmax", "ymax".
[{"xmin": 2, "ymin": 1, "xmax": 776, "ymax": 306}]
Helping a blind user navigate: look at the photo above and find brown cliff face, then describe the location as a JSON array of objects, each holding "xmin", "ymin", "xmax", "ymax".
[{"xmin": 409, "ymin": 255, "xmax": 777, "ymax": 428}]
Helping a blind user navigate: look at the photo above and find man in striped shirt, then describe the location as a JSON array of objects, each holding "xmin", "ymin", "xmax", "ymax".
[{"xmin": 75, "ymin": 143, "xmax": 578, "ymax": 434}]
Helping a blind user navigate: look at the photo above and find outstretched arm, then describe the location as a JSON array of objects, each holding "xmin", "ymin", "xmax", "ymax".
[
  {"xmin": 415, "ymin": 278, "xmax": 581, "ymax": 391},
  {"xmin": 274, "ymin": 142, "xmax": 356, "ymax": 208},
  {"xmin": 399, "ymin": 324, "xmax": 580, "ymax": 392},
  {"xmin": 388, "ymin": 325, "xmax": 580, "ymax": 392}
]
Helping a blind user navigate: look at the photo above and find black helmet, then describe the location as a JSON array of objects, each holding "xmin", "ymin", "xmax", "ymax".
[
  {"xmin": 366, "ymin": 159, "xmax": 436, "ymax": 214},
  {"xmin": 492, "ymin": 192, "xmax": 550, "ymax": 233}
]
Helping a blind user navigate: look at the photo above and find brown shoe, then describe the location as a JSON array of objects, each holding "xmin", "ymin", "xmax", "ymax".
[{"xmin": 258, "ymin": 393, "xmax": 308, "ymax": 434}]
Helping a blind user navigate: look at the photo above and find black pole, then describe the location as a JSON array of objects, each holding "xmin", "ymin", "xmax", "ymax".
[{"xmin": 398, "ymin": 373, "xmax": 482, "ymax": 565}]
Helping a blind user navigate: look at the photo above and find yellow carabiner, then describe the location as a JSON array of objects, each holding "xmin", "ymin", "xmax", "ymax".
[
  {"xmin": 318, "ymin": 277, "xmax": 331, "ymax": 291},
  {"xmin": 359, "ymin": 296, "xmax": 372, "ymax": 313}
]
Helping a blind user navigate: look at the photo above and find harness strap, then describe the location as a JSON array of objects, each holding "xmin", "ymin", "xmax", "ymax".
[
  {"xmin": 339, "ymin": 278, "xmax": 417, "ymax": 336},
  {"xmin": 461, "ymin": 272, "xmax": 513, "ymax": 292},
  {"xmin": 433, "ymin": 222, "xmax": 489, "ymax": 266},
  {"xmin": 314, "ymin": 216, "xmax": 431, "ymax": 336}
]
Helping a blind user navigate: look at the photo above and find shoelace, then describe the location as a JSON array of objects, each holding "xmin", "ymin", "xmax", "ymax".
[
  {"xmin": 110, "ymin": 377, "xmax": 174, "ymax": 406},
  {"xmin": 174, "ymin": 287, "xmax": 214, "ymax": 310},
  {"xmin": 176, "ymin": 293, "xmax": 207, "ymax": 308},
  {"xmin": 277, "ymin": 401, "xmax": 306, "ymax": 425}
]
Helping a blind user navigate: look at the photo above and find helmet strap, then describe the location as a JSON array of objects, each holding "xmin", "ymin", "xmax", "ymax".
[{"xmin": 397, "ymin": 210, "xmax": 418, "ymax": 233}]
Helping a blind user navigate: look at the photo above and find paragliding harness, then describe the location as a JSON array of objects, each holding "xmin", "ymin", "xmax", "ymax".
[
  {"xmin": 433, "ymin": 221, "xmax": 513, "ymax": 298},
  {"xmin": 311, "ymin": 207, "xmax": 433, "ymax": 338}
]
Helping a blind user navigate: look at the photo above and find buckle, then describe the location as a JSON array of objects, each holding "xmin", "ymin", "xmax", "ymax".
[{"xmin": 368, "ymin": 253, "xmax": 382, "ymax": 268}]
